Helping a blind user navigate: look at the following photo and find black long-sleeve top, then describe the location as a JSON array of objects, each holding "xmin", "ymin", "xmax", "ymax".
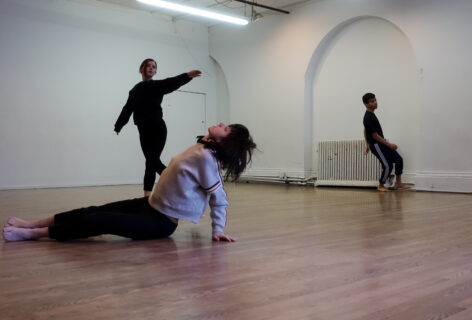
[{"xmin": 114, "ymin": 73, "xmax": 192, "ymax": 132}]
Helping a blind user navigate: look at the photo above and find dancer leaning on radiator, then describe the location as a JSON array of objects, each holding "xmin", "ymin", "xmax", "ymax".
[
  {"xmin": 362, "ymin": 92, "xmax": 409, "ymax": 192},
  {"xmin": 3, "ymin": 123, "xmax": 256, "ymax": 242},
  {"xmin": 114, "ymin": 58, "xmax": 202, "ymax": 197}
]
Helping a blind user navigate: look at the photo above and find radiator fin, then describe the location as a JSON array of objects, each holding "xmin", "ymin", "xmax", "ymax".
[{"xmin": 316, "ymin": 140, "xmax": 381, "ymax": 187}]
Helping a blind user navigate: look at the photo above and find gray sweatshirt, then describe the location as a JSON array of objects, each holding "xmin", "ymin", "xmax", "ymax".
[{"xmin": 148, "ymin": 143, "xmax": 229, "ymax": 235}]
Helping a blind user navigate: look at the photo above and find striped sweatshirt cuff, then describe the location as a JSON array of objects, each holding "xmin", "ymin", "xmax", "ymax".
[{"xmin": 204, "ymin": 181, "xmax": 221, "ymax": 193}]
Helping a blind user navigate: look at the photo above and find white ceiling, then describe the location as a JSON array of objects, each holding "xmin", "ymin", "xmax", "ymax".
[{"xmin": 97, "ymin": 0, "xmax": 313, "ymax": 25}]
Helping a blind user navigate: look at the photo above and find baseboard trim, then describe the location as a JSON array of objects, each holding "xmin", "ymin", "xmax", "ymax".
[
  {"xmin": 241, "ymin": 168, "xmax": 309, "ymax": 179},
  {"xmin": 415, "ymin": 172, "xmax": 472, "ymax": 193}
]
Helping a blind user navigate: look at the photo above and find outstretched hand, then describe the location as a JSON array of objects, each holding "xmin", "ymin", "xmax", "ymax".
[
  {"xmin": 212, "ymin": 233, "xmax": 236, "ymax": 242},
  {"xmin": 187, "ymin": 70, "xmax": 202, "ymax": 78}
]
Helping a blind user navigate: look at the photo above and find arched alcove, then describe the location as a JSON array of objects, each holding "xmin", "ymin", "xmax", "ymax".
[
  {"xmin": 210, "ymin": 56, "xmax": 231, "ymax": 125},
  {"xmin": 304, "ymin": 16, "xmax": 420, "ymax": 182}
]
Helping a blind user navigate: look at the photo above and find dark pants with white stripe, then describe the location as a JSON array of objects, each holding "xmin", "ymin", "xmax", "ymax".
[
  {"xmin": 369, "ymin": 142, "xmax": 403, "ymax": 184},
  {"xmin": 49, "ymin": 197, "xmax": 177, "ymax": 241}
]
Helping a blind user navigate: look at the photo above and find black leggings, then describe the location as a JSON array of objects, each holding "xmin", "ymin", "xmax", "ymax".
[
  {"xmin": 138, "ymin": 119, "xmax": 167, "ymax": 191},
  {"xmin": 49, "ymin": 197, "xmax": 177, "ymax": 241}
]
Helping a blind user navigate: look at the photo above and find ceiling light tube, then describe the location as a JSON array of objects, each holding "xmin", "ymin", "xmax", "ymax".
[{"xmin": 137, "ymin": 0, "xmax": 249, "ymax": 25}]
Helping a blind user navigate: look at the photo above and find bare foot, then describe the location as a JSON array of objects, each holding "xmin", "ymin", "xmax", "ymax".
[
  {"xmin": 377, "ymin": 185, "xmax": 391, "ymax": 192},
  {"xmin": 144, "ymin": 191, "xmax": 151, "ymax": 197},
  {"xmin": 3, "ymin": 226, "xmax": 40, "ymax": 241},
  {"xmin": 6, "ymin": 217, "xmax": 34, "ymax": 228},
  {"xmin": 395, "ymin": 183, "xmax": 410, "ymax": 190}
]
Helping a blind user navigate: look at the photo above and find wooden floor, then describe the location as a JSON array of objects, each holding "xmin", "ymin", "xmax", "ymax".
[{"xmin": 1, "ymin": 183, "xmax": 472, "ymax": 320}]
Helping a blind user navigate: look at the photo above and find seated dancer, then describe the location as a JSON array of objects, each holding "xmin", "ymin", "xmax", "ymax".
[{"xmin": 3, "ymin": 123, "xmax": 256, "ymax": 242}]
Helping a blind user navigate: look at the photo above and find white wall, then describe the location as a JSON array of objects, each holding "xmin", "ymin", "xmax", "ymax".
[
  {"xmin": 210, "ymin": 0, "xmax": 472, "ymax": 192},
  {"xmin": 1, "ymin": 0, "xmax": 471, "ymax": 193},
  {"xmin": 0, "ymin": 0, "xmax": 217, "ymax": 189},
  {"xmin": 211, "ymin": 57, "xmax": 231, "ymax": 125},
  {"xmin": 310, "ymin": 17, "xmax": 420, "ymax": 181}
]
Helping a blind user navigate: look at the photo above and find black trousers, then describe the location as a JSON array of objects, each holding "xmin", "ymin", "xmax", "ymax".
[
  {"xmin": 369, "ymin": 142, "xmax": 404, "ymax": 184},
  {"xmin": 49, "ymin": 197, "xmax": 177, "ymax": 241},
  {"xmin": 138, "ymin": 119, "xmax": 167, "ymax": 191}
]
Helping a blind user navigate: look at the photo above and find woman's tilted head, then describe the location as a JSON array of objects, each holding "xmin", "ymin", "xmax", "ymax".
[
  {"xmin": 200, "ymin": 123, "xmax": 256, "ymax": 181},
  {"xmin": 207, "ymin": 123, "xmax": 231, "ymax": 142}
]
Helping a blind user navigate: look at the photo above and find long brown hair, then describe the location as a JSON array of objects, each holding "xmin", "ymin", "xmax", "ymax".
[{"xmin": 199, "ymin": 124, "xmax": 256, "ymax": 181}]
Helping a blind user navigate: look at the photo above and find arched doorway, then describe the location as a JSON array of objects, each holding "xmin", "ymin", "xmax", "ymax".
[{"xmin": 304, "ymin": 17, "xmax": 420, "ymax": 183}]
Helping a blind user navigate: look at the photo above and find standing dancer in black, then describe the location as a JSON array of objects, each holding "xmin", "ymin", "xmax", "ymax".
[
  {"xmin": 114, "ymin": 58, "xmax": 201, "ymax": 196},
  {"xmin": 362, "ymin": 92, "xmax": 409, "ymax": 192}
]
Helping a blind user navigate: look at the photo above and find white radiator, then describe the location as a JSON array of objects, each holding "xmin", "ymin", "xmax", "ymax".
[{"xmin": 315, "ymin": 140, "xmax": 381, "ymax": 187}]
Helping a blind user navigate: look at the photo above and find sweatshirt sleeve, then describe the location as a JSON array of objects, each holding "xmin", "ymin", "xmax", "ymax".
[
  {"xmin": 155, "ymin": 73, "xmax": 192, "ymax": 95},
  {"xmin": 209, "ymin": 187, "xmax": 229, "ymax": 235},
  {"xmin": 199, "ymin": 150, "xmax": 229, "ymax": 235},
  {"xmin": 114, "ymin": 91, "xmax": 134, "ymax": 133}
]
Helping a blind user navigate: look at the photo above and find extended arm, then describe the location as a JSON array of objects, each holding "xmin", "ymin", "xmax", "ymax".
[
  {"xmin": 158, "ymin": 70, "xmax": 201, "ymax": 95},
  {"xmin": 208, "ymin": 187, "xmax": 233, "ymax": 242},
  {"xmin": 199, "ymin": 152, "xmax": 233, "ymax": 241}
]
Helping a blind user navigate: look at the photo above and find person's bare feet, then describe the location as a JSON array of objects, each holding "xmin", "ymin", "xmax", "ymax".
[
  {"xmin": 395, "ymin": 183, "xmax": 410, "ymax": 190},
  {"xmin": 3, "ymin": 226, "xmax": 40, "ymax": 241},
  {"xmin": 5, "ymin": 217, "xmax": 34, "ymax": 228},
  {"xmin": 377, "ymin": 185, "xmax": 391, "ymax": 192},
  {"xmin": 144, "ymin": 191, "xmax": 151, "ymax": 197}
]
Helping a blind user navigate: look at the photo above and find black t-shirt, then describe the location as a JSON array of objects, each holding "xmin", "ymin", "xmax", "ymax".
[{"xmin": 363, "ymin": 111, "xmax": 383, "ymax": 145}]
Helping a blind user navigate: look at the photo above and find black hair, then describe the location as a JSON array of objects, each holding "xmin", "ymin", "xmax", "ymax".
[
  {"xmin": 362, "ymin": 92, "xmax": 376, "ymax": 105},
  {"xmin": 198, "ymin": 124, "xmax": 257, "ymax": 181}
]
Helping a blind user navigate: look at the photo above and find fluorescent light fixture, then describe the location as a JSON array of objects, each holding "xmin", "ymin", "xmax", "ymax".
[{"xmin": 137, "ymin": 0, "xmax": 249, "ymax": 25}]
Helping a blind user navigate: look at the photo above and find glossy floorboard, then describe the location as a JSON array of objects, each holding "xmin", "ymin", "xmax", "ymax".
[{"xmin": 1, "ymin": 184, "xmax": 472, "ymax": 320}]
